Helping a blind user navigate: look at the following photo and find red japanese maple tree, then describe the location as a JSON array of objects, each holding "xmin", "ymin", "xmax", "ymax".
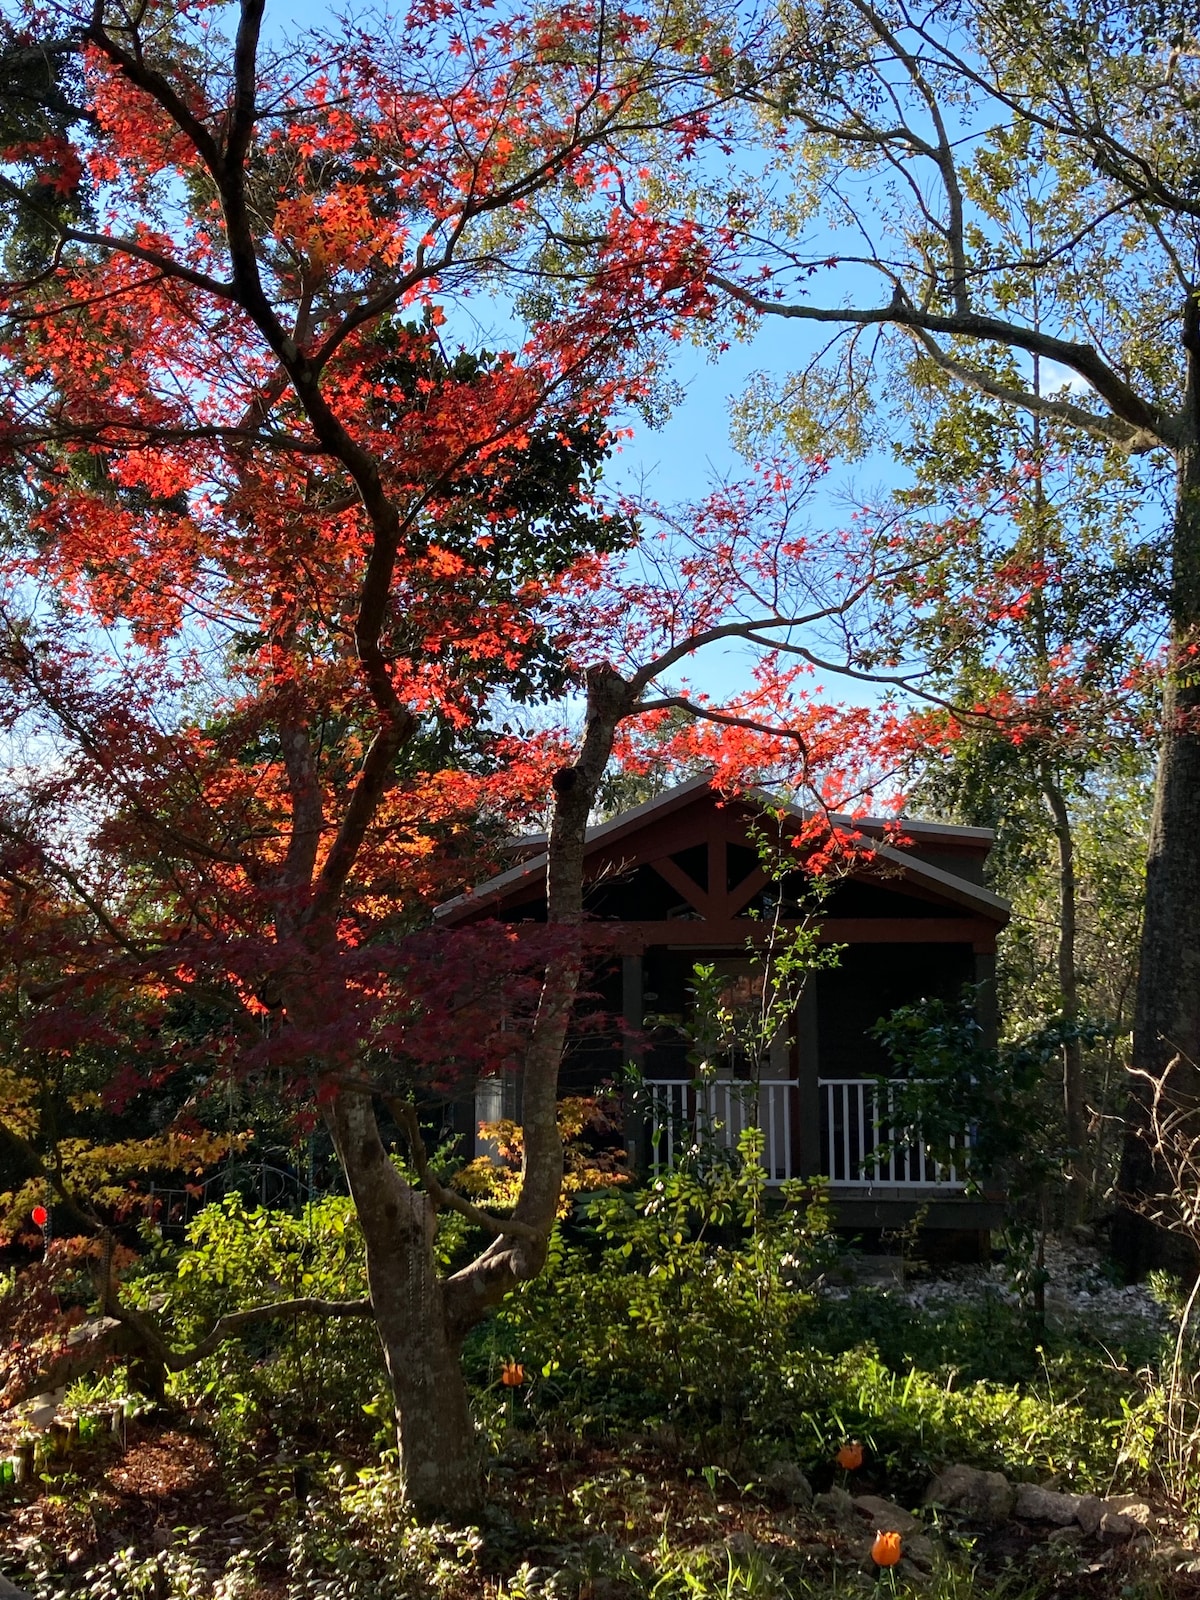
[{"xmin": 0, "ymin": 0, "xmax": 924, "ymax": 1515}]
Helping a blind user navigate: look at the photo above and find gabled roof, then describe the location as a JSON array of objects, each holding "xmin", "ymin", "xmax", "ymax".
[{"xmin": 435, "ymin": 776, "xmax": 1009, "ymax": 925}]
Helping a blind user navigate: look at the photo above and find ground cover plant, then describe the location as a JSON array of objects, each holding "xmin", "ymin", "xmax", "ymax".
[{"xmin": 1, "ymin": 1136, "xmax": 1196, "ymax": 1600}]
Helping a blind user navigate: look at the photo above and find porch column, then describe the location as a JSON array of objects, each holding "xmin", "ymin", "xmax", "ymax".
[
  {"xmin": 973, "ymin": 947, "xmax": 1000, "ymax": 1229},
  {"xmin": 973, "ymin": 949, "xmax": 998, "ymax": 1048},
  {"xmin": 795, "ymin": 978, "xmax": 821, "ymax": 1179},
  {"xmin": 621, "ymin": 954, "xmax": 644, "ymax": 1168}
]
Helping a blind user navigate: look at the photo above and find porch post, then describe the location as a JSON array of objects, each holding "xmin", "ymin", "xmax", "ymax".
[
  {"xmin": 973, "ymin": 950, "xmax": 998, "ymax": 1048},
  {"xmin": 973, "ymin": 947, "xmax": 1000, "ymax": 1250},
  {"xmin": 795, "ymin": 978, "xmax": 821, "ymax": 1179},
  {"xmin": 621, "ymin": 954, "xmax": 644, "ymax": 1168}
]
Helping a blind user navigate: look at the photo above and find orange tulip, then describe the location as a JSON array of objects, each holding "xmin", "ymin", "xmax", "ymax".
[
  {"xmin": 500, "ymin": 1359, "xmax": 525, "ymax": 1388},
  {"xmin": 836, "ymin": 1440, "xmax": 864, "ymax": 1471},
  {"xmin": 871, "ymin": 1531, "xmax": 902, "ymax": 1568}
]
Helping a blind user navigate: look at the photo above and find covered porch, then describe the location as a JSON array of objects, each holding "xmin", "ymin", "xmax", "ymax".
[{"xmin": 435, "ymin": 775, "xmax": 1010, "ymax": 1235}]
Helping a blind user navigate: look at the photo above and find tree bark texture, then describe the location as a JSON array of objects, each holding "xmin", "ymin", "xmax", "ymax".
[
  {"xmin": 1041, "ymin": 779, "xmax": 1086, "ymax": 1225},
  {"xmin": 1115, "ymin": 304, "xmax": 1200, "ymax": 1276},
  {"xmin": 328, "ymin": 1094, "xmax": 481, "ymax": 1521}
]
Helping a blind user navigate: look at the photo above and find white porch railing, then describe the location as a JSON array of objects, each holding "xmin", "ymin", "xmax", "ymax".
[
  {"xmin": 643, "ymin": 1078, "xmax": 798, "ymax": 1184},
  {"xmin": 642, "ymin": 1076, "xmax": 970, "ymax": 1190},
  {"xmin": 819, "ymin": 1078, "xmax": 968, "ymax": 1189}
]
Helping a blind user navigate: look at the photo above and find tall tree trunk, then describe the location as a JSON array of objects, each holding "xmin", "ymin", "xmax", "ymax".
[
  {"xmin": 1041, "ymin": 777, "xmax": 1086, "ymax": 1226},
  {"xmin": 1114, "ymin": 298, "xmax": 1200, "ymax": 1277}
]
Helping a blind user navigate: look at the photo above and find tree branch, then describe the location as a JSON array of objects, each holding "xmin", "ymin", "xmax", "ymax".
[
  {"xmin": 904, "ymin": 324, "xmax": 1161, "ymax": 453},
  {"xmin": 106, "ymin": 1292, "xmax": 374, "ymax": 1372},
  {"xmin": 387, "ymin": 1097, "xmax": 540, "ymax": 1242},
  {"xmin": 637, "ymin": 693, "xmax": 810, "ymax": 748},
  {"xmin": 708, "ymin": 274, "xmax": 1175, "ymax": 450}
]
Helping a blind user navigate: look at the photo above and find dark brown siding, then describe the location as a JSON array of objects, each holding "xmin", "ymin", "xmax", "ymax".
[{"xmin": 815, "ymin": 943, "xmax": 976, "ymax": 1079}]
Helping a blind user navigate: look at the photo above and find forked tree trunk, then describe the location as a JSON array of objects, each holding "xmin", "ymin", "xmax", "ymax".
[
  {"xmin": 316, "ymin": 664, "xmax": 634, "ymax": 1517},
  {"xmin": 1114, "ymin": 307, "xmax": 1200, "ymax": 1277},
  {"xmin": 328, "ymin": 1095, "xmax": 481, "ymax": 1520}
]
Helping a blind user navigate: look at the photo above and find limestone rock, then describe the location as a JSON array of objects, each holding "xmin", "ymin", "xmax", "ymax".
[
  {"xmin": 853, "ymin": 1495, "xmax": 923, "ymax": 1534},
  {"xmin": 1105, "ymin": 1495, "xmax": 1156, "ymax": 1531},
  {"xmin": 924, "ymin": 1465, "xmax": 1015, "ymax": 1523},
  {"xmin": 1074, "ymin": 1496, "xmax": 1104, "ymax": 1537},
  {"xmin": 1013, "ymin": 1484, "xmax": 1083, "ymax": 1526},
  {"xmin": 0, "ymin": 1577, "xmax": 34, "ymax": 1600},
  {"xmin": 759, "ymin": 1459, "xmax": 813, "ymax": 1507}
]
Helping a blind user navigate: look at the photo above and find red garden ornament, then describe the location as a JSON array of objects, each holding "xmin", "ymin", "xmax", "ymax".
[{"xmin": 31, "ymin": 1205, "xmax": 48, "ymax": 1228}]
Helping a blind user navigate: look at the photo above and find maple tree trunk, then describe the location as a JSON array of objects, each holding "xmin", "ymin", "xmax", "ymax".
[
  {"xmin": 328, "ymin": 1095, "xmax": 480, "ymax": 1520},
  {"xmin": 1041, "ymin": 778, "xmax": 1086, "ymax": 1226},
  {"xmin": 1114, "ymin": 308, "xmax": 1200, "ymax": 1277},
  {"xmin": 314, "ymin": 668, "xmax": 634, "ymax": 1517}
]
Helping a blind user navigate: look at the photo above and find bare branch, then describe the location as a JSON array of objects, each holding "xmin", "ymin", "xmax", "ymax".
[
  {"xmin": 107, "ymin": 1293, "xmax": 374, "ymax": 1372},
  {"xmin": 708, "ymin": 275, "xmax": 1175, "ymax": 450}
]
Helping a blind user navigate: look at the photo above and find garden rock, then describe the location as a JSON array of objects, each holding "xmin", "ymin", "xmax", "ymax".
[
  {"xmin": 896, "ymin": 1558, "xmax": 931, "ymax": 1587},
  {"xmin": 1074, "ymin": 1496, "xmax": 1104, "ymax": 1537},
  {"xmin": 1013, "ymin": 1484, "xmax": 1084, "ymax": 1525},
  {"xmin": 1106, "ymin": 1495, "xmax": 1156, "ymax": 1531},
  {"xmin": 1047, "ymin": 1526, "xmax": 1084, "ymax": 1548},
  {"xmin": 1076, "ymin": 1550, "xmax": 1117, "ymax": 1575},
  {"xmin": 1099, "ymin": 1508, "xmax": 1136, "ymax": 1540},
  {"xmin": 17, "ymin": 1388, "xmax": 64, "ymax": 1430},
  {"xmin": 759, "ymin": 1459, "xmax": 813, "ymax": 1507},
  {"xmin": 813, "ymin": 1485, "xmax": 858, "ymax": 1527},
  {"xmin": 852, "ymin": 1494, "xmax": 923, "ymax": 1534},
  {"xmin": 924, "ymin": 1464, "xmax": 1015, "ymax": 1523},
  {"xmin": 723, "ymin": 1532, "xmax": 761, "ymax": 1557},
  {"xmin": 0, "ymin": 1579, "xmax": 34, "ymax": 1600},
  {"xmin": 903, "ymin": 1534, "xmax": 937, "ymax": 1571}
]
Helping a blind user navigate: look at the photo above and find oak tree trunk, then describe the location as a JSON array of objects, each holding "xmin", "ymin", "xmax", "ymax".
[{"xmin": 1114, "ymin": 299, "xmax": 1200, "ymax": 1276}]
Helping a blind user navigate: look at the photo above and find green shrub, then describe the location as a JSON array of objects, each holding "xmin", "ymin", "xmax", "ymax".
[
  {"xmin": 126, "ymin": 1194, "xmax": 385, "ymax": 1459},
  {"xmin": 477, "ymin": 1144, "xmax": 1140, "ymax": 1493},
  {"xmin": 766, "ymin": 1343, "xmax": 1124, "ymax": 1494},
  {"xmin": 477, "ymin": 1136, "xmax": 838, "ymax": 1447}
]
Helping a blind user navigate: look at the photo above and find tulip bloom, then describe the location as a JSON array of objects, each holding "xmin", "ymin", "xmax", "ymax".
[{"xmin": 872, "ymin": 1531, "xmax": 902, "ymax": 1568}]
